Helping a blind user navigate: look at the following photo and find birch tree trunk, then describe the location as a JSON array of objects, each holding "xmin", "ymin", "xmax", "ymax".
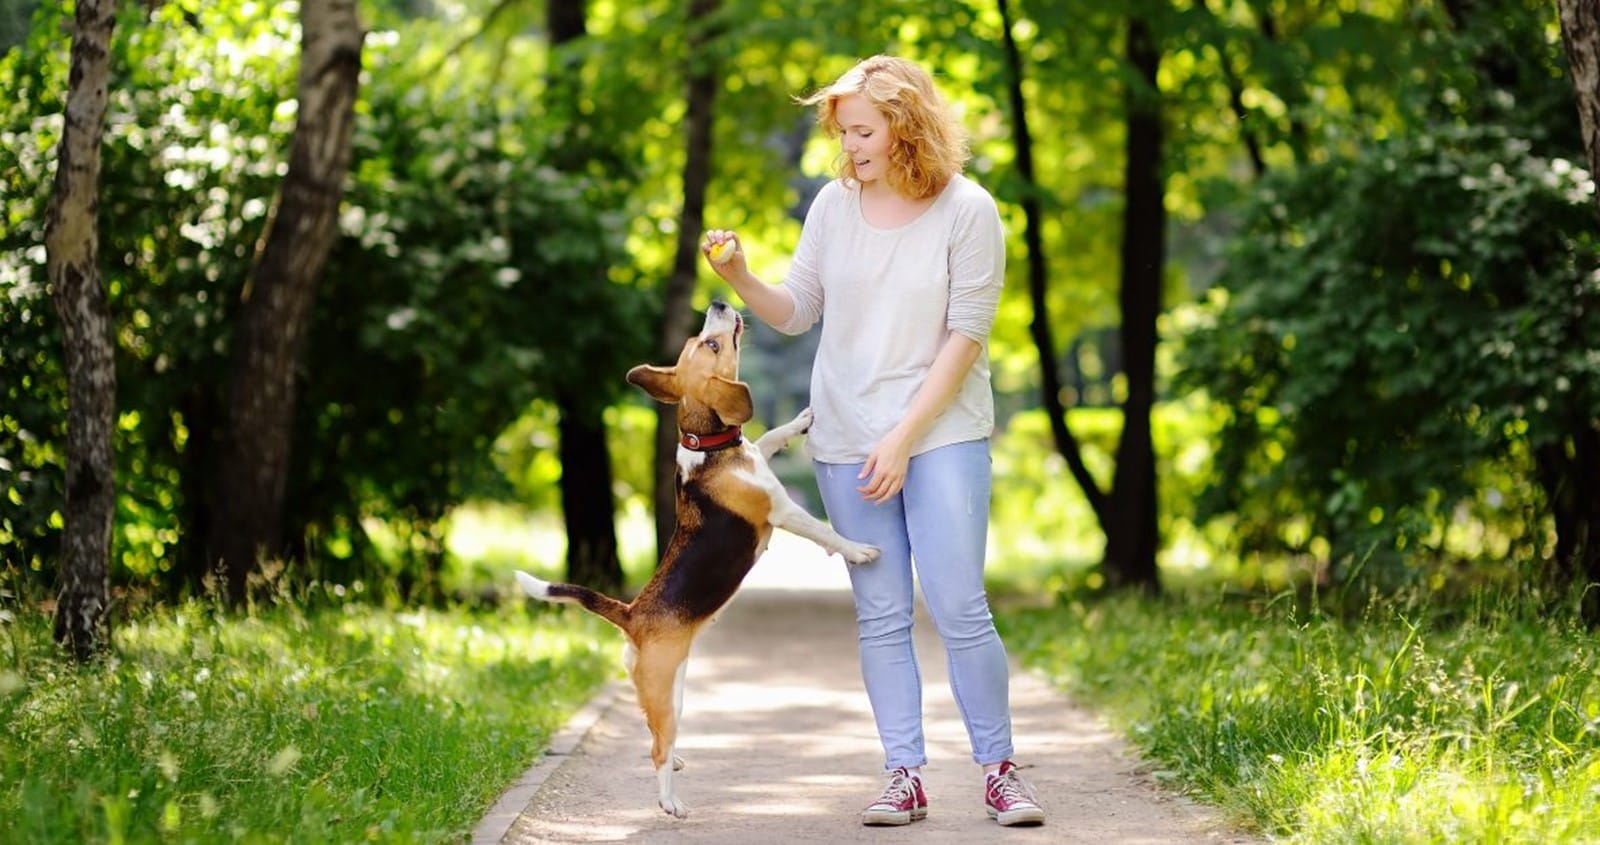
[
  {"xmin": 1558, "ymin": 0, "xmax": 1600, "ymax": 217},
  {"xmin": 208, "ymin": 0, "xmax": 363, "ymax": 603},
  {"xmin": 46, "ymin": 0, "xmax": 117, "ymax": 661}
]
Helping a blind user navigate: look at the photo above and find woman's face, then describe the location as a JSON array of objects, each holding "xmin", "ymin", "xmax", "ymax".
[{"xmin": 835, "ymin": 93, "xmax": 892, "ymax": 186}]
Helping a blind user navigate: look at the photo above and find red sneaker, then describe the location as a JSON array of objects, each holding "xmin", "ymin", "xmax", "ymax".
[
  {"xmin": 861, "ymin": 767, "xmax": 928, "ymax": 826},
  {"xmin": 985, "ymin": 761, "xmax": 1045, "ymax": 826}
]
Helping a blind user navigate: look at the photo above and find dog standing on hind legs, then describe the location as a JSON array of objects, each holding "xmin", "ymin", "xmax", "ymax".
[{"xmin": 516, "ymin": 300, "xmax": 879, "ymax": 819}]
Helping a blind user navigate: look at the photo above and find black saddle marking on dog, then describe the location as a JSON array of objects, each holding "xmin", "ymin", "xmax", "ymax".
[{"xmin": 658, "ymin": 484, "xmax": 762, "ymax": 621}]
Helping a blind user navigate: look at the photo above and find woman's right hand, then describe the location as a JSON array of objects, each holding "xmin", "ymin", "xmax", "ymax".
[
  {"xmin": 699, "ymin": 228, "xmax": 796, "ymax": 327},
  {"xmin": 702, "ymin": 229, "xmax": 746, "ymax": 278}
]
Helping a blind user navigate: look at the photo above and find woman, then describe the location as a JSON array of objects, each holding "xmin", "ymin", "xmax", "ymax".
[{"xmin": 702, "ymin": 55, "xmax": 1045, "ymax": 828}]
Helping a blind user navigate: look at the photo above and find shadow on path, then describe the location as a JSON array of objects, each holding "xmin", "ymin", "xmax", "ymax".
[{"xmin": 478, "ymin": 535, "xmax": 1262, "ymax": 845}]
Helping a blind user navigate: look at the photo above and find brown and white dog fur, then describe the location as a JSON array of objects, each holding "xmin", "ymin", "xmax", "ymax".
[{"xmin": 516, "ymin": 301, "xmax": 879, "ymax": 819}]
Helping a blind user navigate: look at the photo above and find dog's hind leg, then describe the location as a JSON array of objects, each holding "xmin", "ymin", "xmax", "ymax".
[
  {"xmin": 624, "ymin": 638, "xmax": 683, "ymax": 771},
  {"xmin": 671, "ymin": 655, "xmax": 689, "ymax": 771},
  {"xmin": 633, "ymin": 634, "xmax": 692, "ymax": 818}
]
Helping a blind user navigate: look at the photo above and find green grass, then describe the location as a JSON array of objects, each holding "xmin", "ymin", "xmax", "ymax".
[
  {"xmin": 0, "ymin": 596, "xmax": 619, "ymax": 844},
  {"xmin": 998, "ymin": 587, "xmax": 1600, "ymax": 844}
]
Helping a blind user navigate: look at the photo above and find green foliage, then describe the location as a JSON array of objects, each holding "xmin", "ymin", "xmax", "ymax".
[
  {"xmin": 0, "ymin": 4, "xmax": 58, "ymax": 573},
  {"xmin": 0, "ymin": 595, "xmax": 618, "ymax": 844},
  {"xmin": 4, "ymin": 0, "xmax": 315, "ymax": 587},
  {"xmin": 492, "ymin": 402, "xmax": 659, "ymax": 515},
  {"xmin": 990, "ymin": 408, "xmax": 1111, "ymax": 574},
  {"xmin": 0, "ymin": 1, "xmax": 651, "ymax": 591},
  {"xmin": 1002, "ymin": 589, "xmax": 1600, "ymax": 843},
  {"xmin": 297, "ymin": 27, "xmax": 652, "ymax": 585},
  {"xmin": 1176, "ymin": 123, "xmax": 1600, "ymax": 582},
  {"xmin": 7, "ymin": 0, "xmax": 1595, "ymax": 602},
  {"xmin": 988, "ymin": 395, "xmax": 1252, "ymax": 590}
]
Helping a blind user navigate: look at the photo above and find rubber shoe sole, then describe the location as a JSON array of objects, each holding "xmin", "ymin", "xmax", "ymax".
[
  {"xmin": 862, "ymin": 806, "xmax": 928, "ymax": 826},
  {"xmin": 987, "ymin": 804, "xmax": 1046, "ymax": 826}
]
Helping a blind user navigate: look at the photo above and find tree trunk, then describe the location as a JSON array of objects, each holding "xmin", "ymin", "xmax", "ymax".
[
  {"xmin": 558, "ymin": 394, "xmax": 623, "ymax": 594},
  {"xmin": 1103, "ymin": 14, "xmax": 1164, "ymax": 594},
  {"xmin": 1558, "ymin": 0, "xmax": 1600, "ymax": 220},
  {"xmin": 1537, "ymin": 425, "xmax": 1600, "ymax": 625},
  {"xmin": 545, "ymin": 0, "xmax": 624, "ymax": 592},
  {"xmin": 46, "ymin": 0, "xmax": 117, "ymax": 662},
  {"xmin": 1574, "ymin": 426, "xmax": 1600, "ymax": 625},
  {"xmin": 996, "ymin": 0, "xmax": 1110, "ymax": 526},
  {"xmin": 208, "ymin": 0, "xmax": 363, "ymax": 603},
  {"xmin": 545, "ymin": 0, "xmax": 586, "ymax": 163},
  {"xmin": 1194, "ymin": 0, "xmax": 1264, "ymax": 177},
  {"xmin": 546, "ymin": 0, "xmax": 584, "ymax": 82},
  {"xmin": 652, "ymin": 0, "xmax": 719, "ymax": 560},
  {"xmin": 172, "ymin": 384, "xmax": 219, "ymax": 598},
  {"xmin": 1555, "ymin": 0, "xmax": 1600, "ymax": 625},
  {"xmin": 1252, "ymin": 5, "xmax": 1309, "ymax": 166}
]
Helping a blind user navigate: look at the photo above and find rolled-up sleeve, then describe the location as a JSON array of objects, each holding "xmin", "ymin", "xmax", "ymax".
[
  {"xmin": 776, "ymin": 184, "xmax": 832, "ymax": 336},
  {"xmin": 946, "ymin": 194, "xmax": 1005, "ymax": 343}
]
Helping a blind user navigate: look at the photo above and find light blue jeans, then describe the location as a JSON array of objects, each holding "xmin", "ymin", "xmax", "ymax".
[{"xmin": 814, "ymin": 439, "xmax": 1015, "ymax": 770}]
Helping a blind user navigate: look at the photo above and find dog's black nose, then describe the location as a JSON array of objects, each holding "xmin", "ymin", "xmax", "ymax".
[{"xmin": 709, "ymin": 300, "xmax": 729, "ymax": 312}]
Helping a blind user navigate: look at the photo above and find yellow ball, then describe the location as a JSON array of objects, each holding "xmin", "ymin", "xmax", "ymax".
[{"xmin": 708, "ymin": 240, "xmax": 737, "ymax": 265}]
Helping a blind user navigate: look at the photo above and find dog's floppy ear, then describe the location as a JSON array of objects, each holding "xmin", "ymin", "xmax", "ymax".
[
  {"xmin": 626, "ymin": 365, "xmax": 681, "ymax": 404},
  {"xmin": 703, "ymin": 376, "xmax": 753, "ymax": 427}
]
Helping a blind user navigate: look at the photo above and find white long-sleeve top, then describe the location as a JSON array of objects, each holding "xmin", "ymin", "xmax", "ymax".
[{"xmin": 774, "ymin": 173, "xmax": 1006, "ymax": 463}]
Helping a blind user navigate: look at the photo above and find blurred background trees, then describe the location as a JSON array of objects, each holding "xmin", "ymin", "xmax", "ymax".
[{"xmin": 2, "ymin": 0, "xmax": 1597, "ymax": 641}]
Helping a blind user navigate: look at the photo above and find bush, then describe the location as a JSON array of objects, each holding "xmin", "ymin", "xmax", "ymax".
[{"xmin": 1176, "ymin": 125, "xmax": 1600, "ymax": 588}]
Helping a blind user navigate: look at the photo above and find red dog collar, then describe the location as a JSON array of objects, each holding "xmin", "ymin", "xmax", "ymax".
[{"xmin": 680, "ymin": 427, "xmax": 743, "ymax": 452}]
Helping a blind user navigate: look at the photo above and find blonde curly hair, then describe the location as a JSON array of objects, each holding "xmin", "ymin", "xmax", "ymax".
[{"xmin": 798, "ymin": 55, "xmax": 969, "ymax": 201}]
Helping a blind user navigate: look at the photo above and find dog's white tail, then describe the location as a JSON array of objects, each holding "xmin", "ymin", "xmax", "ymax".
[
  {"xmin": 515, "ymin": 570, "xmax": 561, "ymax": 603},
  {"xmin": 514, "ymin": 569, "xmax": 633, "ymax": 631}
]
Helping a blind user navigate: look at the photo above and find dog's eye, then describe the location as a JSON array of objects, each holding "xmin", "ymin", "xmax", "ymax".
[{"xmin": 705, "ymin": 339, "xmax": 720, "ymax": 353}]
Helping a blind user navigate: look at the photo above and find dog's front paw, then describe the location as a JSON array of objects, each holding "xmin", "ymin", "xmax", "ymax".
[
  {"xmin": 841, "ymin": 543, "xmax": 880, "ymax": 565},
  {"xmin": 769, "ymin": 406, "xmax": 815, "ymax": 442},
  {"xmin": 659, "ymin": 794, "xmax": 690, "ymax": 819}
]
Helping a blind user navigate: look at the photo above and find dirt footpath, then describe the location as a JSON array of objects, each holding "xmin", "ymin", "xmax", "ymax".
[{"xmin": 474, "ymin": 536, "xmax": 1264, "ymax": 845}]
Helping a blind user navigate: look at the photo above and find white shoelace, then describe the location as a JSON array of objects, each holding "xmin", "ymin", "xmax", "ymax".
[
  {"xmin": 870, "ymin": 771, "xmax": 916, "ymax": 808},
  {"xmin": 988, "ymin": 768, "xmax": 1038, "ymax": 807}
]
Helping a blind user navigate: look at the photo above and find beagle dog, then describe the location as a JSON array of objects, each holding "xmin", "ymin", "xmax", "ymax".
[{"xmin": 516, "ymin": 300, "xmax": 879, "ymax": 819}]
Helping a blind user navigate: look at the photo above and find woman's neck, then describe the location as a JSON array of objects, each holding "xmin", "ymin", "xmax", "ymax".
[{"xmin": 859, "ymin": 179, "xmax": 938, "ymax": 229}]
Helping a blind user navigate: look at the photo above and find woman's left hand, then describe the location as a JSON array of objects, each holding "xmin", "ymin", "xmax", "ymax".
[{"xmin": 858, "ymin": 430, "xmax": 913, "ymax": 503}]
